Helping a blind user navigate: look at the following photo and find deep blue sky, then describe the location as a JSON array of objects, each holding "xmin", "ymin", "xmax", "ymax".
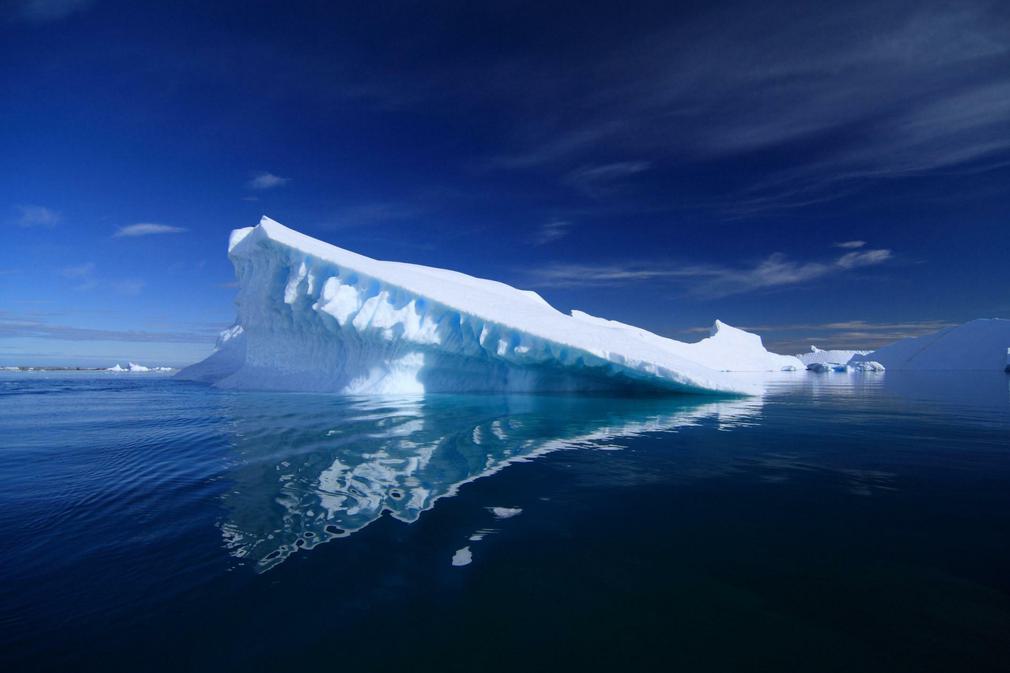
[{"xmin": 3, "ymin": 0, "xmax": 1009, "ymax": 366}]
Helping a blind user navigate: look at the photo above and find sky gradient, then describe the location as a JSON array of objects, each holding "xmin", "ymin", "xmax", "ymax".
[{"xmin": 3, "ymin": 0, "xmax": 1009, "ymax": 366}]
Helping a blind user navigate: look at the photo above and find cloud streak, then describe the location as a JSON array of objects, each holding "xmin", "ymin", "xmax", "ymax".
[
  {"xmin": 532, "ymin": 220, "xmax": 572, "ymax": 246},
  {"xmin": 564, "ymin": 161, "xmax": 650, "ymax": 197},
  {"xmin": 527, "ymin": 246, "xmax": 893, "ymax": 298},
  {"xmin": 487, "ymin": 2, "xmax": 1010, "ymax": 211},
  {"xmin": 247, "ymin": 172, "xmax": 290, "ymax": 190},
  {"xmin": 113, "ymin": 223, "xmax": 186, "ymax": 237}
]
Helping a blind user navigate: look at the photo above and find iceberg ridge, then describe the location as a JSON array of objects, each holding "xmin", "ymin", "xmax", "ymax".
[{"xmin": 179, "ymin": 217, "xmax": 787, "ymax": 395}]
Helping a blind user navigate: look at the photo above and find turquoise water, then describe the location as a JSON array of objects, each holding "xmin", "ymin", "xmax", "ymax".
[{"xmin": 2, "ymin": 371, "xmax": 1009, "ymax": 671}]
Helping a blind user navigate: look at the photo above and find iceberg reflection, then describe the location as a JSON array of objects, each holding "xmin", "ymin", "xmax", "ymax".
[{"xmin": 217, "ymin": 393, "xmax": 763, "ymax": 571}]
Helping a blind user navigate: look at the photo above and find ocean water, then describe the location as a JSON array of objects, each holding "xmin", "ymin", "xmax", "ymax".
[{"xmin": 2, "ymin": 371, "xmax": 1009, "ymax": 672}]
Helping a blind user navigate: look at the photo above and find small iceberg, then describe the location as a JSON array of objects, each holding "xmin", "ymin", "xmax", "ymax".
[{"xmin": 807, "ymin": 362, "xmax": 850, "ymax": 373}]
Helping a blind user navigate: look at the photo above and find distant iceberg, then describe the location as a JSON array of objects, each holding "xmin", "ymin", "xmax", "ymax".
[
  {"xmin": 851, "ymin": 319, "xmax": 1010, "ymax": 371},
  {"xmin": 797, "ymin": 346, "xmax": 868, "ymax": 368},
  {"xmin": 107, "ymin": 362, "xmax": 173, "ymax": 372},
  {"xmin": 179, "ymin": 217, "xmax": 802, "ymax": 395}
]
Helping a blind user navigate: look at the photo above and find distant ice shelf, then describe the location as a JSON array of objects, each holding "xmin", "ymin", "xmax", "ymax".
[{"xmin": 179, "ymin": 217, "xmax": 803, "ymax": 395}]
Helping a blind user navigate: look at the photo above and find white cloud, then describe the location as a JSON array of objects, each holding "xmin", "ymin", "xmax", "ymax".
[
  {"xmin": 532, "ymin": 220, "xmax": 572, "ymax": 245},
  {"xmin": 15, "ymin": 205, "xmax": 61, "ymax": 228},
  {"xmin": 113, "ymin": 223, "xmax": 186, "ymax": 237},
  {"xmin": 15, "ymin": 0, "xmax": 94, "ymax": 22},
  {"xmin": 247, "ymin": 172, "xmax": 290, "ymax": 190},
  {"xmin": 834, "ymin": 240, "xmax": 866, "ymax": 249},
  {"xmin": 836, "ymin": 249, "xmax": 892, "ymax": 269},
  {"xmin": 528, "ymin": 247, "xmax": 893, "ymax": 298}
]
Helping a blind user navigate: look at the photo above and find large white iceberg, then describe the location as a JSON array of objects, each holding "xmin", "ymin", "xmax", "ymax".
[
  {"xmin": 850, "ymin": 319, "xmax": 1010, "ymax": 370},
  {"xmin": 179, "ymin": 217, "xmax": 800, "ymax": 395}
]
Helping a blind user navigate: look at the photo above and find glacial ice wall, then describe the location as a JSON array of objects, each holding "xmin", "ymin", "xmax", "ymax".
[{"xmin": 179, "ymin": 217, "xmax": 774, "ymax": 395}]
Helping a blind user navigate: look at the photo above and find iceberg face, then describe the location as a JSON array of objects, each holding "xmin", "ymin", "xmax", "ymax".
[
  {"xmin": 179, "ymin": 217, "xmax": 791, "ymax": 395},
  {"xmin": 851, "ymin": 319, "xmax": 1010, "ymax": 371}
]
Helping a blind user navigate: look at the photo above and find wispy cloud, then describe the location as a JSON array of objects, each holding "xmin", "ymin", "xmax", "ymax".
[
  {"xmin": 528, "ymin": 246, "xmax": 893, "ymax": 298},
  {"xmin": 834, "ymin": 240, "xmax": 866, "ymax": 249},
  {"xmin": 488, "ymin": 3, "xmax": 1010, "ymax": 211},
  {"xmin": 14, "ymin": 205, "xmax": 61, "ymax": 228},
  {"xmin": 247, "ymin": 172, "xmax": 290, "ymax": 190},
  {"xmin": 564, "ymin": 161, "xmax": 650, "ymax": 196},
  {"xmin": 113, "ymin": 223, "xmax": 186, "ymax": 237},
  {"xmin": 835, "ymin": 249, "xmax": 892, "ymax": 269},
  {"xmin": 14, "ymin": 0, "xmax": 94, "ymax": 22},
  {"xmin": 60, "ymin": 262, "xmax": 95, "ymax": 279},
  {"xmin": 532, "ymin": 220, "xmax": 572, "ymax": 246},
  {"xmin": 59, "ymin": 261, "xmax": 98, "ymax": 291}
]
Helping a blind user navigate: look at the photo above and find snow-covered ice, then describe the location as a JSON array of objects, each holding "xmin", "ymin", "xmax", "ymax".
[
  {"xmin": 179, "ymin": 217, "xmax": 800, "ymax": 395},
  {"xmin": 851, "ymin": 319, "xmax": 1010, "ymax": 371}
]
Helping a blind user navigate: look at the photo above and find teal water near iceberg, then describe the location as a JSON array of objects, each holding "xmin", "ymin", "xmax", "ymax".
[{"xmin": 1, "ymin": 371, "xmax": 1009, "ymax": 671}]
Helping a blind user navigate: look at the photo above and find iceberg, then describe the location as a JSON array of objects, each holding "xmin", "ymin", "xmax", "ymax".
[
  {"xmin": 797, "ymin": 346, "xmax": 868, "ymax": 367},
  {"xmin": 850, "ymin": 319, "xmax": 1010, "ymax": 371},
  {"xmin": 179, "ymin": 217, "xmax": 800, "ymax": 395},
  {"xmin": 807, "ymin": 362, "xmax": 847, "ymax": 373},
  {"xmin": 107, "ymin": 362, "xmax": 173, "ymax": 373}
]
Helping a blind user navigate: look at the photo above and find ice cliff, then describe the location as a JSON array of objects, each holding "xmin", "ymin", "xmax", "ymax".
[{"xmin": 179, "ymin": 217, "xmax": 799, "ymax": 395}]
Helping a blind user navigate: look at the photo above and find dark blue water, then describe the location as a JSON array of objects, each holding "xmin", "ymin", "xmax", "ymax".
[{"xmin": 2, "ymin": 371, "xmax": 1009, "ymax": 672}]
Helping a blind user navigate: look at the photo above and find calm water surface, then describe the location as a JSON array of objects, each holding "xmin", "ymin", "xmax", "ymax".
[{"xmin": 2, "ymin": 371, "xmax": 1009, "ymax": 672}]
